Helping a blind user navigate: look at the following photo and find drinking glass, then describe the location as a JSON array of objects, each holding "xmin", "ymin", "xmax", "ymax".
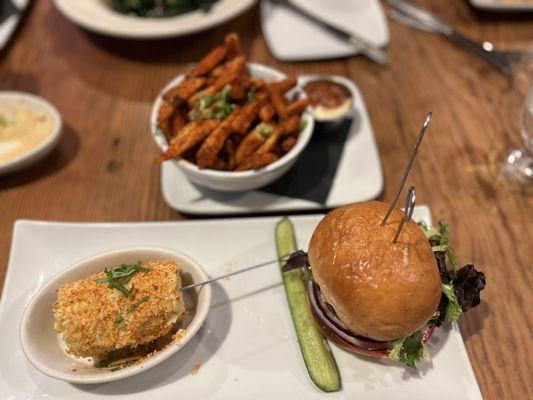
[{"xmin": 493, "ymin": 84, "xmax": 533, "ymax": 190}]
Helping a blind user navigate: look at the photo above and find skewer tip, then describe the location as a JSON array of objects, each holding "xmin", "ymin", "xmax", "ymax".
[{"xmin": 424, "ymin": 112, "xmax": 432, "ymax": 127}]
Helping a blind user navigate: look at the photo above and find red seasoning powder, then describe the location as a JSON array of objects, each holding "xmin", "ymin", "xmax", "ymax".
[{"xmin": 192, "ymin": 362, "xmax": 201, "ymax": 375}]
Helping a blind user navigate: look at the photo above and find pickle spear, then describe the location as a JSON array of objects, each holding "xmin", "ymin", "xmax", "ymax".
[{"xmin": 275, "ymin": 217, "xmax": 341, "ymax": 392}]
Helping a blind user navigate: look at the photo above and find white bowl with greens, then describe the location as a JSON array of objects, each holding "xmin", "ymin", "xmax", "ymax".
[{"xmin": 53, "ymin": 0, "xmax": 256, "ymax": 39}]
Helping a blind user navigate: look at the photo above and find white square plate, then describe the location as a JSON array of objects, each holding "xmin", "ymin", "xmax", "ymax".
[
  {"xmin": 0, "ymin": 206, "xmax": 482, "ymax": 399},
  {"xmin": 469, "ymin": 0, "xmax": 533, "ymax": 11},
  {"xmin": 161, "ymin": 78, "xmax": 383, "ymax": 215},
  {"xmin": 260, "ymin": 0, "xmax": 389, "ymax": 61}
]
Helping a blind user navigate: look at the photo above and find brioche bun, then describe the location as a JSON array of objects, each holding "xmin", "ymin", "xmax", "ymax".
[{"xmin": 308, "ymin": 201, "xmax": 441, "ymax": 341}]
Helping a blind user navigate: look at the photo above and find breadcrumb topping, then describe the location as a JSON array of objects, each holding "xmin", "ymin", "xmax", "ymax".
[{"xmin": 53, "ymin": 260, "xmax": 185, "ymax": 359}]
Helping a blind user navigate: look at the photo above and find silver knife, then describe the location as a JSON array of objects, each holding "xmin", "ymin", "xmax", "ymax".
[
  {"xmin": 269, "ymin": 0, "xmax": 388, "ymax": 66},
  {"xmin": 386, "ymin": 0, "xmax": 512, "ymax": 76}
]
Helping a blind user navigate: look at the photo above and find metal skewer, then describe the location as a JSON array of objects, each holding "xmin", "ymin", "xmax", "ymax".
[
  {"xmin": 392, "ymin": 186, "xmax": 416, "ymax": 243},
  {"xmin": 181, "ymin": 253, "xmax": 292, "ymax": 291},
  {"xmin": 381, "ymin": 112, "xmax": 432, "ymax": 226}
]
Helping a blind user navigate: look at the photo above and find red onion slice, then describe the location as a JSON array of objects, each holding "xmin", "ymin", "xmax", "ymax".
[
  {"xmin": 307, "ymin": 281, "xmax": 389, "ymax": 351},
  {"xmin": 307, "ymin": 281, "xmax": 436, "ymax": 358}
]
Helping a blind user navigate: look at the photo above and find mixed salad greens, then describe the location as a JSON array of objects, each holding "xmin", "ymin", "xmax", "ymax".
[
  {"xmin": 389, "ymin": 221, "xmax": 486, "ymax": 367},
  {"xmin": 109, "ymin": 0, "xmax": 218, "ymax": 18}
]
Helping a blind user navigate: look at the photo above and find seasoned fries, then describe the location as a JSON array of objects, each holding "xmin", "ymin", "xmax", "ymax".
[
  {"xmin": 189, "ymin": 46, "xmax": 228, "ymax": 78},
  {"xmin": 236, "ymin": 123, "xmax": 272, "ymax": 165},
  {"xmin": 280, "ymin": 115, "xmax": 301, "ymax": 136},
  {"xmin": 259, "ymin": 103, "xmax": 275, "ymax": 122},
  {"xmin": 196, "ymin": 106, "xmax": 242, "ymax": 169},
  {"xmin": 156, "ymin": 33, "xmax": 309, "ymax": 172},
  {"xmin": 287, "ymin": 98, "xmax": 311, "ymax": 116},
  {"xmin": 162, "ymin": 77, "xmax": 205, "ymax": 106}
]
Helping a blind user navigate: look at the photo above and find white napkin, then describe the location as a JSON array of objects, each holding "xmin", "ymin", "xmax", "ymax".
[{"xmin": 261, "ymin": 0, "xmax": 389, "ymax": 61}]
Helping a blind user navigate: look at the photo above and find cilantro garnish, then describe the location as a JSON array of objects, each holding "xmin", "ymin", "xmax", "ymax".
[
  {"xmin": 96, "ymin": 261, "xmax": 148, "ymax": 298},
  {"xmin": 126, "ymin": 296, "xmax": 150, "ymax": 314},
  {"xmin": 113, "ymin": 295, "xmax": 150, "ymax": 328},
  {"xmin": 0, "ymin": 115, "xmax": 7, "ymax": 127}
]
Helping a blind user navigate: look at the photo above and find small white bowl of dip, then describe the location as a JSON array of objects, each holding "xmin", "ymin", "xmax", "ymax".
[
  {"xmin": 300, "ymin": 75, "xmax": 355, "ymax": 123},
  {"xmin": 0, "ymin": 91, "xmax": 62, "ymax": 176}
]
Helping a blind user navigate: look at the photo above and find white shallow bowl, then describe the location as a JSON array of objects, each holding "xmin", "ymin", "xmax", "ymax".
[
  {"xmin": 0, "ymin": 91, "xmax": 62, "ymax": 176},
  {"xmin": 53, "ymin": 0, "xmax": 256, "ymax": 39},
  {"xmin": 19, "ymin": 247, "xmax": 211, "ymax": 384},
  {"xmin": 151, "ymin": 63, "xmax": 315, "ymax": 192},
  {"xmin": 469, "ymin": 0, "xmax": 533, "ymax": 11}
]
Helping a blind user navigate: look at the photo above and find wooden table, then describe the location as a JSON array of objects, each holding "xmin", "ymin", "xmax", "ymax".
[{"xmin": 1, "ymin": 1, "xmax": 531, "ymax": 398}]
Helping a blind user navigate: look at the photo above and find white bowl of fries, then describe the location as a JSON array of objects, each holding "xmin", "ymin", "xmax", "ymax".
[{"xmin": 150, "ymin": 34, "xmax": 314, "ymax": 192}]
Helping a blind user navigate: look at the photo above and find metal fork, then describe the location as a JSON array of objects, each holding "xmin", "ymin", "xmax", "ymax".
[{"xmin": 389, "ymin": 8, "xmax": 533, "ymax": 64}]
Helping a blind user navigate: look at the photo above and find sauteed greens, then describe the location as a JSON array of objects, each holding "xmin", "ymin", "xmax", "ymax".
[{"xmin": 109, "ymin": 0, "xmax": 217, "ymax": 18}]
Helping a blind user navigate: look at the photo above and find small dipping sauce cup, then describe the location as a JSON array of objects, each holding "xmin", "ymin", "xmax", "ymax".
[{"xmin": 303, "ymin": 78, "xmax": 353, "ymax": 124}]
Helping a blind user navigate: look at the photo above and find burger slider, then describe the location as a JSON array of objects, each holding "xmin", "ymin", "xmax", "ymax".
[
  {"xmin": 283, "ymin": 199, "xmax": 486, "ymax": 367},
  {"xmin": 282, "ymin": 114, "xmax": 486, "ymax": 367}
]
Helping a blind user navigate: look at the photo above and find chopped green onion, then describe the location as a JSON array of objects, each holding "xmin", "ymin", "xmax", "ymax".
[
  {"xmin": 256, "ymin": 123, "xmax": 274, "ymax": 138},
  {"xmin": 189, "ymin": 85, "xmax": 235, "ymax": 121},
  {"xmin": 245, "ymin": 85, "xmax": 257, "ymax": 103}
]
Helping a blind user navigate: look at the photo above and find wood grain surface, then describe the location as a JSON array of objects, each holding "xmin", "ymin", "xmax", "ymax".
[{"xmin": 0, "ymin": 1, "xmax": 532, "ymax": 399}]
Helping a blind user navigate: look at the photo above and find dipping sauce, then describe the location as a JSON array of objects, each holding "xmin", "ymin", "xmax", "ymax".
[
  {"xmin": 304, "ymin": 79, "xmax": 352, "ymax": 121},
  {"xmin": 0, "ymin": 105, "xmax": 54, "ymax": 163}
]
